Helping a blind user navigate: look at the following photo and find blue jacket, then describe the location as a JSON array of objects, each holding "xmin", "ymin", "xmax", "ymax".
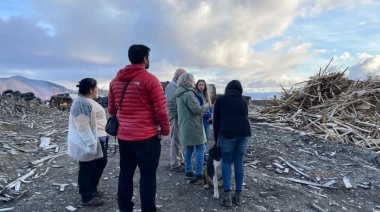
[{"xmin": 196, "ymin": 92, "xmax": 213, "ymax": 126}]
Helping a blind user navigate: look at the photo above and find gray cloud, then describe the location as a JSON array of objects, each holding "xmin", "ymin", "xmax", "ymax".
[{"xmin": 0, "ymin": 0, "xmax": 379, "ymax": 92}]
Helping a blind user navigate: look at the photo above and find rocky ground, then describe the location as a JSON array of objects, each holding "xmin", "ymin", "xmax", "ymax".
[{"xmin": 1, "ymin": 96, "xmax": 380, "ymax": 212}]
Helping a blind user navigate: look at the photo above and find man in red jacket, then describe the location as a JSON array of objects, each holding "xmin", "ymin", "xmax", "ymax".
[{"xmin": 108, "ymin": 44, "xmax": 170, "ymax": 212}]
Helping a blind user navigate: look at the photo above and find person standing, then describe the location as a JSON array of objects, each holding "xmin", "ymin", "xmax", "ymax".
[
  {"xmin": 108, "ymin": 44, "xmax": 170, "ymax": 212},
  {"xmin": 176, "ymin": 73, "xmax": 211, "ymax": 184},
  {"xmin": 213, "ymin": 80, "xmax": 252, "ymax": 207},
  {"xmin": 67, "ymin": 78, "xmax": 108, "ymax": 206},
  {"xmin": 165, "ymin": 68, "xmax": 187, "ymax": 172},
  {"xmin": 195, "ymin": 79, "xmax": 213, "ymax": 158}
]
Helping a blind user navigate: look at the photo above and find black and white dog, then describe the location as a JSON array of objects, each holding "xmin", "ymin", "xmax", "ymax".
[{"xmin": 204, "ymin": 144, "xmax": 223, "ymax": 199}]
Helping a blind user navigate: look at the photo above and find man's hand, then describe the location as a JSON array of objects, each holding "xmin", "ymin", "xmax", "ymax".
[{"xmin": 157, "ymin": 125, "xmax": 165, "ymax": 139}]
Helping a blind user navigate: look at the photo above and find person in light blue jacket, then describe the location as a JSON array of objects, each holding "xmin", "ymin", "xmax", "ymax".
[{"xmin": 195, "ymin": 79, "xmax": 213, "ymax": 159}]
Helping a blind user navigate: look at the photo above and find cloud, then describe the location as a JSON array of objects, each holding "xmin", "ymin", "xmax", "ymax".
[
  {"xmin": 299, "ymin": 0, "xmax": 376, "ymax": 17},
  {"xmin": 0, "ymin": 0, "xmax": 379, "ymax": 94},
  {"xmin": 340, "ymin": 52, "xmax": 351, "ymax": 60},
  {"xmin": 347, "ymin": 54, "xmax": 380, "ymax": 79}
]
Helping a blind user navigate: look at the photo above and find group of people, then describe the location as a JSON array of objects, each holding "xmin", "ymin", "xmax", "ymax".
[
  {"xmin": 67, "ymin": 44, "xmax": 251, "ymax": 212},
  {"xmin": 165, "ymin": 69, "xmax": 213, "ymax": 182}
]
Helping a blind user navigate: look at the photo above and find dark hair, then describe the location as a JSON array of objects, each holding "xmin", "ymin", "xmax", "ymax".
[
  {"xmin": 196, "ymin": 79, "xmax": 210, "ymax": 102},
  {"xmin": 76, "ymin": 78, "xmax": 97, "ymax": 95},
  {"xmin": 225, "ymin": 80, "xmax": 243, "ymax": 94},
  {"xmin": 128, "ymin": 44, "xmax": 150, "ymax": 64}
]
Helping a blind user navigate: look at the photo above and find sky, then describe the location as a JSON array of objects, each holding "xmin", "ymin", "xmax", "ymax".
[{"xmin": 0, "ymin": 0, "xmax": 379, "ymax": 95}]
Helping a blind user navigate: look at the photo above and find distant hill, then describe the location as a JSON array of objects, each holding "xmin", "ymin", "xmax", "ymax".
[
  {"xmin": 0, "ymin": 76, "xmax": 69, "ymax": 100},
  {"xmin": 244, "ymin": 92, "xmax": 280, "ymax": 100}
]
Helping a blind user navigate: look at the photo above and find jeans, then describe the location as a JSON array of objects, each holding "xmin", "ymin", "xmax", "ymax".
[
  {"xmin": 169, "ymin": 116, "xmax": 184, "ymax": 168},
  {"xmin": 203, "ymin": 121, "xmax": 210, "ymax": 154},
  {"xmin": 117, "ymin": 136, "xmax": 161, "ymax": 212},
  {"xmin": 220, "ymin": 135, "xmax": 249, "ymax": 192},
  {"xmin": 78, "ymin": 139, "xmax": 108, "ymax": 202},
  {"xmin": 184, "ymin": 144, "xmax": 206, "ymax": 176}
]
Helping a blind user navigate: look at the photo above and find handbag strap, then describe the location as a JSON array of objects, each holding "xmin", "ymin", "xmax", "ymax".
[
  {"xmin": 108, "ymin": 80, "xmax": 132, "ymax": 158},
  {"xmin": 115, "ymin": 80, "xmax": 131, "ymax": 114}
]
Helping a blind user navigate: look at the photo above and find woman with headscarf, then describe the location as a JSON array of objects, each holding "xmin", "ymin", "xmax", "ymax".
[
  {"xmin": 176, "ymin": 73, "xmax": 211, "ymax": 184},
  {"xmin": 213, "ymin": 80, "xmax": 252, "ymax": 207}
]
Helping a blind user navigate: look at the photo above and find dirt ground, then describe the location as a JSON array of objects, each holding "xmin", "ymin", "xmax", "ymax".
[{"xmin": 1, "ymin": 97, "xmax": 380, "ymax": 212}]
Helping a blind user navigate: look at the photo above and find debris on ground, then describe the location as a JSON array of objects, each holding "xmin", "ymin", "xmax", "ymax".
[
  {"xmin": 1, "ymin": 70, "xmax": 380, "ymax": 211},
  {"xmin": 252, "ymin": 59, "xmax": 380, "ymax": 153}
]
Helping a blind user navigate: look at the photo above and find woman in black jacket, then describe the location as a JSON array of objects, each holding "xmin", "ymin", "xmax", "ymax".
[{"xmin": 213, "ymin": 80, "xmax": 251, "ymax": 207}]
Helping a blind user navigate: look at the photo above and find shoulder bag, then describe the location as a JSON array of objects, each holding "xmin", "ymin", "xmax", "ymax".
[{"xmin": 105, "ymin": 80, "xmax": 131, "ymax": 136}]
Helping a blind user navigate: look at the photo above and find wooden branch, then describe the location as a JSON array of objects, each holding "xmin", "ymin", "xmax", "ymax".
[
  {"xmin": 278, "ymin": 157, "xmax": 310, "ymax": 178},
  {"xmin": 30, "ymin": 152, "xmax": 66, "ymax": 166},
  {"xmin": 287, "ymin": 178, "xmax": 336, "ymax": 188},
  {"xmin": 5, "ymin": 169, "xmax": 36, "ymax": 189}
]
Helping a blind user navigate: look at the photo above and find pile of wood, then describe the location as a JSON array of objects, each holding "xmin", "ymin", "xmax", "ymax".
[{"xmin": 254, "ymin": 60, "xmax": 380, "ymax": 153}]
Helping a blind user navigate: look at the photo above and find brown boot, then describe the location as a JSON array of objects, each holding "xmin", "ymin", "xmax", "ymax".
[
  {"xmin": 233, "ymin": 192, "xmax": 242, "ymax": 206},
  {"xmin": 219, "ymin": 191, "xmax": 232, "ymax": 207}
]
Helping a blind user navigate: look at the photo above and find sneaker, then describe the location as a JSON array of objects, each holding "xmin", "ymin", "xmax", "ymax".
[
  {"xmin": 171, "ymin": 165, "xmax": 185, "ymax": 173},
  {"xmin": 185, "ymin": 172, "xmax": 195, "ymax": 180},
  {"xmin": 81, "ymin": 197, "xmax": 104, "ymax": 206}
]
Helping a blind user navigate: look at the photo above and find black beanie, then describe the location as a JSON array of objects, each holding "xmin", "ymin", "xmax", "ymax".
[{"xmin": 225, "ymin": 80, "xmax": 243, "ymax": 94}]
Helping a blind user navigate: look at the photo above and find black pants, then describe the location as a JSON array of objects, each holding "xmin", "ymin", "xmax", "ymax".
[
  {"xmin": 78, "ymin": 140, "xmax": 108, "ymax": 202},
  {"xmin": 117, "ymin": 136, "xmax": 161, "ymax": 212}
]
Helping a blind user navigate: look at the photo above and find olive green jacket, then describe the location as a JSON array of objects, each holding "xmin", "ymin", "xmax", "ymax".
[{"xmin": 176, "ymin": 86, "xmax": 210, "ymax": 146}]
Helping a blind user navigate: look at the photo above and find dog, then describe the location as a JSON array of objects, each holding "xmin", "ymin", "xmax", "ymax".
[{"xmin": 203, "ymin": 144, "xmax": 223, "ymax": 199}]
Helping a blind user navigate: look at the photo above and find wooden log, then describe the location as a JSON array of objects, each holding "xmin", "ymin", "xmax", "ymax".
[
  {"xmin": 30, "ymin": 152, "xmax": 66, "ymax": 166},
  {"xmin": 5, "ymin": 169, "xmax": 36, "ymax": 189},
  {"xmin": 0, "ymin": 208, "xmax": 15, "ymax": 212},
  {"xmin": 287, "ymin": 178, "xmax": 336, "ymax": 188},
  {"xmin": 278, "ymin": 157, "xmax": 310, "ymax": 178},
  {"xmin": 355, "ymin": 120, "xmax": 380, "ymax": 129},
  {"xmin": 8, "ymin": 144, "xmax": 39, "ymax": 153},
  {"xmin": 334, "ymin": 119, "xmax": 371, "ymax": 133}
]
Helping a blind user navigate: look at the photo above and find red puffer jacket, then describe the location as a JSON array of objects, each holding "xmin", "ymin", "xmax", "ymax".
[{"xmin": 108, "ymin": 64, "xmax": 170, "ymax": 141}]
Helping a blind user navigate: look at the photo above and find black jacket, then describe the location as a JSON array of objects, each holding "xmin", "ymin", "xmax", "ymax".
[{"xmin": 213, "ymin": 89, "xmax": 252, "ymax": 142}]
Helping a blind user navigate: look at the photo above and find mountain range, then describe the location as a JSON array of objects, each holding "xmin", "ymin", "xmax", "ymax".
[
  {"xmin": 0, "ymin": 75, "xmax": 279, "ymax": 101},
  {"xmin": 0, "ymin": 76, "xmax": 69, "ymax": 100},
  {"xmin": 244, "ymin": 92, "xmax": 279, "ymax": 100}
]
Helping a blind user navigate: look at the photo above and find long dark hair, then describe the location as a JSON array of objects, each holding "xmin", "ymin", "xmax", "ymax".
[
  {"xmin": 76, "ymin": 78, "xmax": 97, "ymax": 95},
  {"xmin": 196, "ymin": 79, "xmax": 210, "ymax": 103}
]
